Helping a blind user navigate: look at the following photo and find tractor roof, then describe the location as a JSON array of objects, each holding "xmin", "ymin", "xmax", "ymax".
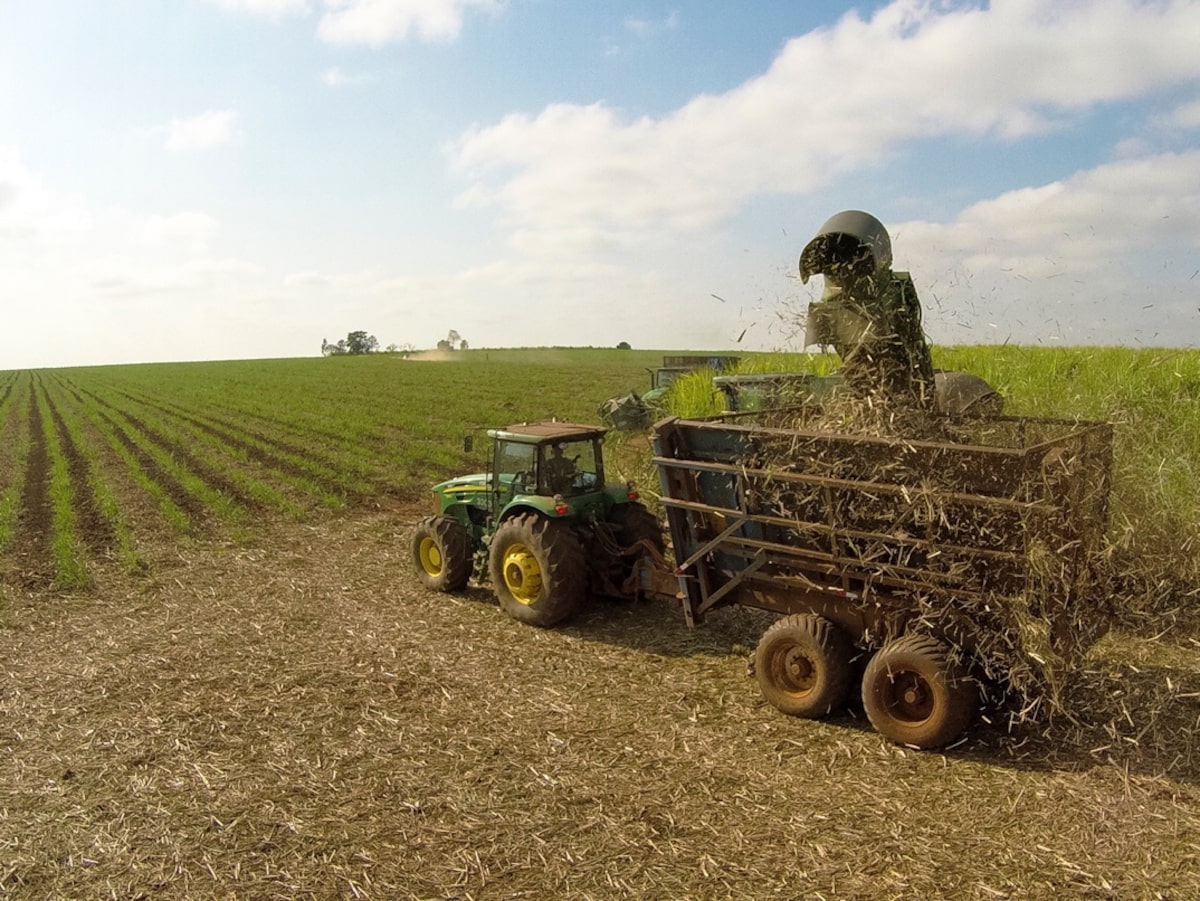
[{"xmin": 487, "ymin": 421, "xmax": 608, "ymax": 444}]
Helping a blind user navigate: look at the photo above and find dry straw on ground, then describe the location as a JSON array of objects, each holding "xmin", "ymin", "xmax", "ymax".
[{"xmin": 2, "ymin": 507, "xmax": 1200, "ymax": 899}]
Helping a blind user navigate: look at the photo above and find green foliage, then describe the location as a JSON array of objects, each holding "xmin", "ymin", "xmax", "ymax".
[
  {"xmin": 36, "ymin": 384, "xmax": 90, "ymax": 589},
  {"xmin": 345, "ymin": 331, "xmax": 379, "ymax": 355},
  {"xmin": 669, "ymin": 345, "xmax": 1200, "ymax": 603},
  {"xmin": 932, "ymin": 346, "xmax": 1200, "ymax": 596},
  {"xmin": 0, "ymin": 373, "xmax": 31, "ymax": 555},
  {"xmin": 0, "ymin": 346, "xmax": 1196, "ymax": 601},
  {"xmin": 665, "ymin": 351, "xmax": 842, "ymax": 417},
  {"xmin": 43, "ymin": 379, "xmax": 143, "ymax": 574}
]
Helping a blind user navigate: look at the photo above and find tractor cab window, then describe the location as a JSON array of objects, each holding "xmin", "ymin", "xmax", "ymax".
[
  {"xmin": 495, "ymin": 441, "xmax": 537, "ymax": 498},
  {"xmin": 539, "ymin": 439, "xmax": 600, "ymax": 496}
]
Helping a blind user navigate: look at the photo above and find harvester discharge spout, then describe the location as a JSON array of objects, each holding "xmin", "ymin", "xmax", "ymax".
[{"xmin": 800, "ymin": 210, "xmax": 936, "ymax": 410}]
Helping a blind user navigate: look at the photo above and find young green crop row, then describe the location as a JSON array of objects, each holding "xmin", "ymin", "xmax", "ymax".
[{"xmin": 0, "ymin": 351, "xmax": 669, "ymax": 589}]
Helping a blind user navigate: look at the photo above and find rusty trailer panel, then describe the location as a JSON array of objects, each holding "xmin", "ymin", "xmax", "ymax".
[{"xmin": 650, "ymin": 414, "xmax": 1114, "ymax": 666}]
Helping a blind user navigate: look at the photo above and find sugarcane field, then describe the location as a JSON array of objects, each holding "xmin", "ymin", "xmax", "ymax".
[{"xmin": 2, "ymin": 333, "xmax": 1199, "ymax": 899}]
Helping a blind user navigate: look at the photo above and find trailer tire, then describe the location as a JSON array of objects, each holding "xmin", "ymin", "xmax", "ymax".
[
  {"xmin": 862, "ymin": 633, "xmax": 978, "ymax": 749},
  {"xmin": 489, "ymin": 512, "xmax": 586, "ymax": 627},
  {"xmin": 412, "ymin": 515, "xmax": 473, "ymax": 592},
  {"xmin": 755, "ymin": 614, "xmax": 855, "ymax": 718}
]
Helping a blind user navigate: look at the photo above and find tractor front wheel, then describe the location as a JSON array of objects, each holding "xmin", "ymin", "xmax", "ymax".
[
  {"xmin": 861, "ymin": 633, "xmax": 978, "ymax": 749},
  {"xmin": 488, "ymin": 513, "xmax": 587, "ymax": 627},
  {"xmin": 755, "ymin": 614, "xmax": 855, "ymax": 718},
  {"xmin": 412, "ymin": 515, "xmax": 473, "ymax": 592}
]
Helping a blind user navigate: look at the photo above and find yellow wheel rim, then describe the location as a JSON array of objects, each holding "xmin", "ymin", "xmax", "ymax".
[
  {"xmin": 501, "ymin": 542, "xmax": 542, "ymax": 604},
  {"xmin": 419, "ymin": 537, "xmax": 443, "ymax": 576}
]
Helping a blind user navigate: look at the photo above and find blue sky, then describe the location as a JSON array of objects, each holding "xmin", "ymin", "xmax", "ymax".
[{"xmin": 2, "ymin": 0, "xmax": 1199, "ymax": 368}]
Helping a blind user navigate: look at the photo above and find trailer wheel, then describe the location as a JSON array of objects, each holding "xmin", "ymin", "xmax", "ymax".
[
  {"xmin": 755, "ymin": 614, "xmax": 855, "ymax": 718},
  {"xmin": 488, "ymin": 512, "xmax": 586, "ymax": 627},
  {"xmin": 861, "ymin": 634, "xmax": 978, "ymax": 749},
  {"xmin": 412, "ymin": 515, "xmax": 473, "ymax": 592}
]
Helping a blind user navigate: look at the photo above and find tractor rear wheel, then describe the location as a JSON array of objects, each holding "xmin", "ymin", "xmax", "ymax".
[
  {"xmin": 412, "ymin": 515, "xmax": 473, "ymax": 592},
  {"xmin": 602, "ymin": 500, "xmax": 666, "ymax": 596},
  {"xmin": 609, "ymin": 501, "xmax": 665, "ymax": 555},
  {"xmin": 755, "ymin": 614, "xmax": 855, "ymax": 718},
  {"xmin": 488, "ymin": 513, "xmax": 587, "ymax": 627},
  {"xmin": 861, "ymin": 633, "xmax": 978, "ymax": 749}
]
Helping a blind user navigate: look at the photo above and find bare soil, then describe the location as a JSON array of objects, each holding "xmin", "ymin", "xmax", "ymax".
[
  {"xmin": 2, "ymin": 508, "xmax": 1199, "ymax": 900},
  {"xmin": 12, "ymin": 388, "xmax": 52, "ymax": 588}
]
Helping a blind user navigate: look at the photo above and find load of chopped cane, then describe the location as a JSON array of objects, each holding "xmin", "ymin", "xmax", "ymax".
[{"xmin": 733, "ymin": 389, "xmax": 1114, "ymax": 720}]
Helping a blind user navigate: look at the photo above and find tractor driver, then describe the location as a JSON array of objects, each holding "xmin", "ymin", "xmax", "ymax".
[
  {"xmin": 542, "ymin": 443, "xmax": 578, "ymax": 494},
  {"xmin": 800, "ymin": 210, "xmax": 936, "ymax": 410}
]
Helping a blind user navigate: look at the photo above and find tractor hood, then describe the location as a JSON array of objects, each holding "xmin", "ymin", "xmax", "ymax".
[
  {"xmin": 433, "ymin": 473, "xmax": 498, "ymax": 505},
  {"xmin": 433, "ymin": 472, "xmax": 525, "ymax": 499},
  {"xmin": 433, "ymin": 473, "xmax": 490, "ymax": 493}
]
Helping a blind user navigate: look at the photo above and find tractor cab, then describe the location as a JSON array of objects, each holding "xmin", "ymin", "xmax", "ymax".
[
  {"xmin": 429, "ymin": 421, "xmax": 631, "ymax": 535},
  {"xmin": 489, "ymin": 421, "xmax": 606, "ymax": 505}
]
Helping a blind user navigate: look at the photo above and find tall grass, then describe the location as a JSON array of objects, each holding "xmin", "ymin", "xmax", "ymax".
[
  {"xmin": 666, "ymin": 345, "xmax": 1200, "ymax": 609},
  {"xmin": 940, "ymin": 346, "xmax": 1200, "ymax": 603}
]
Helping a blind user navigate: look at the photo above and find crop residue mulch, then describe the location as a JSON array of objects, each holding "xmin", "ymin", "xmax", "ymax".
[{"xmin": 2, "ymin": 511, "xmax": 1200, "ymax": 900}]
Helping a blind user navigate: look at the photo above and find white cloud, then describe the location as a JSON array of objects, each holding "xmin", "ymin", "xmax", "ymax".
[
  {"xmin": 625, "ymin": 11, "xmax": 679, "ymax": 39},
  {"xmin": 164, "ymin": 110, "xmax": 240, "ymax": 153},
  {"xmin": 0, "ymin": 145, "xmax": 92, "ymax": 242},
  {"xmin": 1159, "ymin": 97, "xmax": 1200, "ymax": 129},
  {"xmin": 284, "ymin": 270, "xmax": 333, "ymax": 288},
  {"xmin": 201, "ymin": 0, "xmax": 309, "ymax": 16},
  {"xmin": 905, "ymin": 151, "xmax": 1200, "ymax": 272},
  {"xmin": 892, "ymin": 151, "xmax": 1200, "ymax": 344},
  {"xmin": 448, "ymin": 0, "xmax": 1200, "ymax": 251},
  {"xmin": 321, "ymin": 66, "xmax": 375, "ymax": 86},
  {"xmin": 142, "ymin": 212, "xmax": 218, "ymax": 250},
  {"xmin": 317, "ymin": 0, "xmax": 502, "ymax": 45}
]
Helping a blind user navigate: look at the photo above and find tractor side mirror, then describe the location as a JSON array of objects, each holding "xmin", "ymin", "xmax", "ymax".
[{"xmin": 463, "ymin": 435, "xmax": 474, "ymax": 453}]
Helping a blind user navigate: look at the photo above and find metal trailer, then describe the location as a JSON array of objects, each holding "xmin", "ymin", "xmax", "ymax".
[{"xmin": 648, "ymin": 413, "xmax": 1114, "ymax": 748}]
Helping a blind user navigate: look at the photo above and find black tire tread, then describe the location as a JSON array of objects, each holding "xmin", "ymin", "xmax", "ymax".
[
  {"xmin": 609, "ymin": 501, "xmax": 665, "ymax": 554},
  {"xmin": 412, "ymin": 514, "xmax": 473, "ymax": 592},
  {"xmin": 488, "ymin": 512, "xmax": 587, "ymax": 627}
]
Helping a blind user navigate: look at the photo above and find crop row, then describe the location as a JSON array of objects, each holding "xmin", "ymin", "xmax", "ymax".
[
  {"xmin": 0, "ymin": 371, "xmax": 401, "ymax": 590},
  {"xmin": 0, "ymin": 352, "xmax": 660, "ymax": 590}
]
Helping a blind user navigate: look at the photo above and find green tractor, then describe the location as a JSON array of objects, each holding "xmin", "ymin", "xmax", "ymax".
[{"xmin": 411, "ymin": 421, "xmax": 664, "ymax": 627}]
